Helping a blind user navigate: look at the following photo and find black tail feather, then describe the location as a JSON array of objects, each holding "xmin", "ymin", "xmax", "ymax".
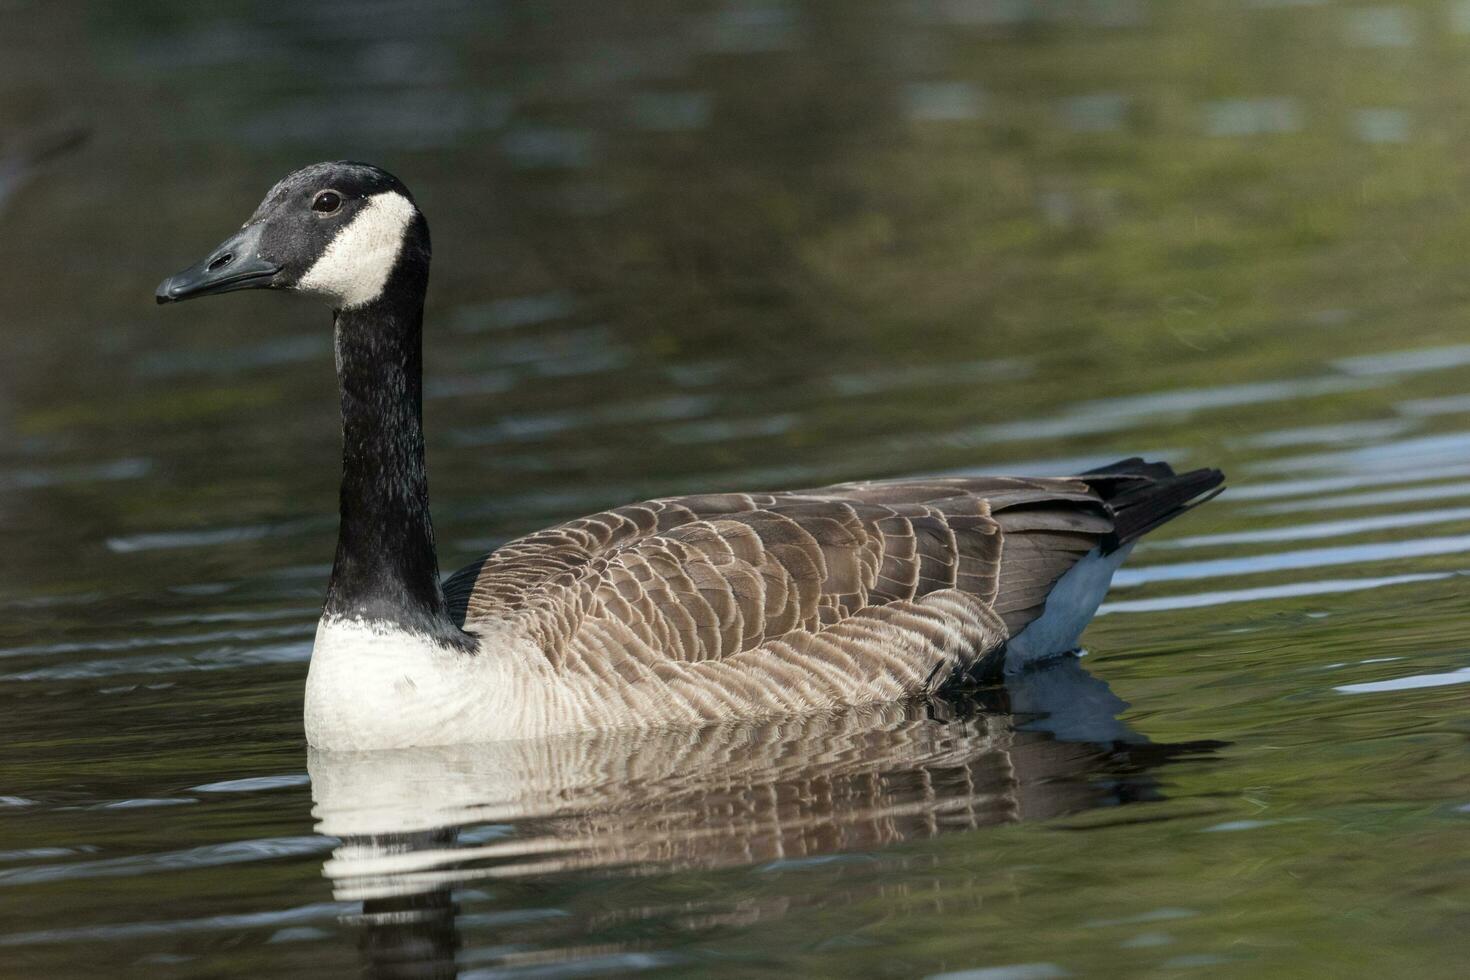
[{"xmin": 1081, "ymin": 458, "xmax": 1225, "ymax": 553}]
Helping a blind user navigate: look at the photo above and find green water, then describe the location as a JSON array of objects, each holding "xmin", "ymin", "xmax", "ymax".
[{"xmin": 2, "ymin": 1, "xmax": 1468, "ymax": 976}]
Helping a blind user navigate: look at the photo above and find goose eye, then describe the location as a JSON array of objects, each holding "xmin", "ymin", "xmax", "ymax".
[{"xmin": 312, "ymin": 191, "xmax": 342, "ymax": 214}]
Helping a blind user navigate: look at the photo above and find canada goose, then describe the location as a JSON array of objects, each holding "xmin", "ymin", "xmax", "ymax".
[{"xmin": 156, "ymin": 161, "xmax": 1223, "ymax": 750}]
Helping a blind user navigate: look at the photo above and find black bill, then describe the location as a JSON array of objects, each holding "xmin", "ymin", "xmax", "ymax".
[{"xmin": 155, "ymin": 223, "xmax": 280, "ymax": 304}]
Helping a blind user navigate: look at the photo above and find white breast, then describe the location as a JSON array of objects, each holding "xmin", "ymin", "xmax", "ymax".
[
  {"xmin": 305, "ymin": 617, "xmax": 516, "ymax": 749},
  {"xmin": 304, "ymin": 616, "xmax": 628, "ymax": 749}
]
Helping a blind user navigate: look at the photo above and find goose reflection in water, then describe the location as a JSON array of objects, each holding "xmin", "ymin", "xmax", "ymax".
[{"xmin": 309, "ymin": 659, "xmax": 1220, "ymax": 978}]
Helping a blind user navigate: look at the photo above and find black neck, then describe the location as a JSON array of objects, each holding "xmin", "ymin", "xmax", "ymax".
[{"xmin": 322, "ymin": 271, "xmax": 468, "ymax": 648}]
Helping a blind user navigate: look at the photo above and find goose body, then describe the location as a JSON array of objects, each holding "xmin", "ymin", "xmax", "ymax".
[{"xmin": 157, "ymin": 162, "xmax": 1223, "ymax": 750}]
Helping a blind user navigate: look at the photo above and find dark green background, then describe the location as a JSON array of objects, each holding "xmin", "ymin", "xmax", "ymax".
[{"xmin": 2, "ymin": 1, "xmax": 1468, "ymax": 976}]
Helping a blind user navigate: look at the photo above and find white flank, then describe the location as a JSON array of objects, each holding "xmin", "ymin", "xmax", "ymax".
[
  {"xmin": 297, "ymin": 191, "xmax": 416, "ymax": 309},
  {"xmin": 1003, "ymin": 544, "xmax": 1133, "ymax": 672}
]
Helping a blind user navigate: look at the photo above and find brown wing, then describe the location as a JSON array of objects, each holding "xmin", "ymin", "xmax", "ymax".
[
  {"xmin": 439, "ymin": 462, "xmax": 1221, "ymax": 724},
  {"xmin": 443, "ymin": 476, "xmax": 1116, "ymax": 677}
]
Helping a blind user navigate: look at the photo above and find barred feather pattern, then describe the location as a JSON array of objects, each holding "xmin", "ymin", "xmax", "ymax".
[{"xmin": 439, "ymin": 476, "xmax": 1121, "ymax": 734}]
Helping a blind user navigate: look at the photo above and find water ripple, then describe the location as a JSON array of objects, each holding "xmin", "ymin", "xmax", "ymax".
[
  {"xmin": 1151, "ymin": 506, "xmax": 1470, "ymax": 549},
  {"xmin": 0, "ymin": 624, "xmax": 312, "ymax": 660},
  {"xmin": 1246, "ymin": 481, "xmax": 1470, "ymax": 516},
  {"xmin": 0, "ymin": 458, "xmax": 153, "ymax": 491},
  {"xmin": 0, "ymin": 901, "xmax": 352, "ymax": 946},
  {"xmin": 1098, "ymin": 572, "xmax": 1455, "ymax": 614},
  {"xmin": 0, "ymin": 837, "xmax": 336, "ymax": 887},
  {"xmin": 926, "ymin": 375, "xmax": 1378, "ymax": 447},
  {"xmin": 192, "ymin": 774, "xmax": 311, "ymax": 794},
  {"xmin": 1250, "ymin": 432, "xmax": 1470, "ymax": 476},
  {"xmin": 1, "ymin": 640, "xmax": 312, "ymax": 682},
  {"xmin": 1115, "ymin": 535, "xmax": 1470, "ymax": 587},
  {"xmin": 1333, "ymin": 344, "xmax": 1470, "ymax": 377},
  {"xmin": 1226, "ymin": 463, "xmax": 1470, "ymax": 501},
  {"xmin": 1335, "ymin": 667, "xmax": 1470, "ymax": 694},
  {"xmin": 106, "ymin": 519, "xmax": 328, "ymax": 554}
]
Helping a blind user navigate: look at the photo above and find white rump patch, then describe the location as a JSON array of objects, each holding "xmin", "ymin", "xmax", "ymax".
[{"xmin": 297, "ymin": 191, "xmax": 416, "ymax": 309}]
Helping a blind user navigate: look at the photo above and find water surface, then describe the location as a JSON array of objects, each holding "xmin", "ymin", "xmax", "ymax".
[{"xmin": 3, "ymin": 1, "xmax": 1469, "ymax": 977}]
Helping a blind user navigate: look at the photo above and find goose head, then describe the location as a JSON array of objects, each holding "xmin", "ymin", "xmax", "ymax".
[{"xmin": 155, "ymin": 161, "xmax": 429, "ymax": 310}]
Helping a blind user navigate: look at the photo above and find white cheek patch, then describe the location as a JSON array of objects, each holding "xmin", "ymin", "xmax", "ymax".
[{"xmin": 297, "ymin": 191, "xmax": 416, "ymax": 309}]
